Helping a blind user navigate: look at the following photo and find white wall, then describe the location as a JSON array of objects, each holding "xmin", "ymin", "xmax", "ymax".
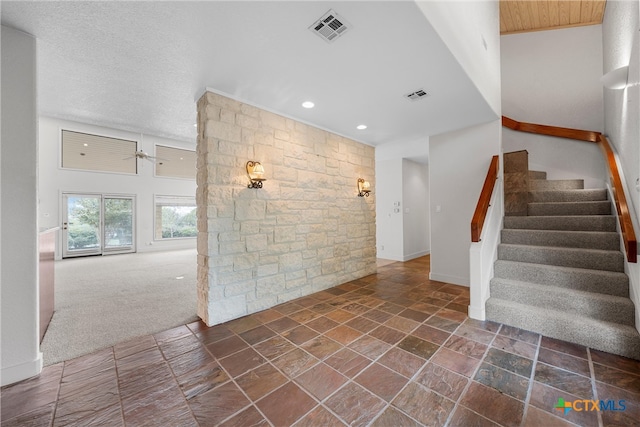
[
  {"xmin": 602, "ymin": 0, "xmax": 640, "ymax": 332},
  {"xmin": 416, "ymin": 0, "xmax": 501, "ymax": 116},
  {"xmin": 429, "ymin": 119, "xmax": 502, "ymax": 286},
  {"xmin": 603, "ymin": 0, "xmax": 639, "ymax": 218},
  {"xmin": 39, "ymin": 117, "xmax": 197, "ymax": 259},
  {"xmin": 402, "ymin": 159, "xmax": 430, "ymax": 260},
  {"xmin": 375, "ymin": 158, "xmax": 404, "ymax": 261},
  {"xmin": 375, "ymin": 137, "xmax": 429, "ymax": 164},
  {"xmin": 501, "ymin": 25, "xmax": 604, "ymax": 131},
  {"xmin": 375, "ymin": 138, "xmax": 430, "ymax": 262},
  {"xmin": 1, "ymin": 26, "xmax": 42, "ymax": 386},
  {"xmin": 469, "ymin": 174, "xmax": 503, "ymax": 320}
]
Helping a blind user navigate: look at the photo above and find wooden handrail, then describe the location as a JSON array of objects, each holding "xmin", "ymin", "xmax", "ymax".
[
  {"xmin": 471, "ymin": 155, "xmax": 499, "ymax": 242},
  {"xmin": 598, "ymin": 135, "xmax": 637, "ymax": 263},
  {"xmin": 502, "ymin": 116, "xmax": 637, "ymax": 263},
  {"xmin": 502, "ymin": 116, "xmax": 600, "ymax": 143}
]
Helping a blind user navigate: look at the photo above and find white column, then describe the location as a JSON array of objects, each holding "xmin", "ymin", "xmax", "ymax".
[{"xmin": 1, "ymin": 26, "xmax": 42, "ymax": 386}]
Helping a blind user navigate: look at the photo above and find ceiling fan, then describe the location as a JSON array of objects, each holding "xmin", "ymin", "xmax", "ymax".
[{"xmin": 123, "ymin": 150, "xmax": 168, "ymax": 164}]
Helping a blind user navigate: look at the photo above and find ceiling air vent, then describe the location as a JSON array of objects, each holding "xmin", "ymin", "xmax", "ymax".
[
  {"xmin": 309, "ymin": 9, "xmax": 350, "ymax": 43},
  {"xmin": 405, "ymin": 89, "xmax": 429, "ymax": 101}
]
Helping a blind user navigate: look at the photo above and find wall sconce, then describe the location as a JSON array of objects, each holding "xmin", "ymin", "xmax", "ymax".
[
  {"xmin": 246, "ymin": 161, "xmax": 266, "ymax": 189},
  {"xmin": 601, "ymin": 65, "xmax": 629, "ymax": 90},
  {"xmin": 357, "ymin": 178, "xmax": 371, "ymax": 197}
]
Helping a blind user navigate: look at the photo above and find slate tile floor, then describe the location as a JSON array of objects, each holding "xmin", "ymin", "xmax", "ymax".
[{"xmin": 2, "ymin": 256, "xmax": 640, "ymax": 426}]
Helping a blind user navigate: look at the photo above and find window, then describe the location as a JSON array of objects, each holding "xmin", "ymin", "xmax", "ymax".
[
  {"xmin": 154, "ymin": 196, "xmax": 197, "ymax": 240},
  {"xmin": 155, "ymin": 145, "xmax": 196, "ymax": 179},
  {"xmin": 61, "ymin": 130, "xmax": 137, "ymax": 174}
]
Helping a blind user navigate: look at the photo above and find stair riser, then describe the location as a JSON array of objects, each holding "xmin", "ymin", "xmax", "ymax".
[
  {"xmin": 530, "ymin": 189, "xmax": 608, "ymax": 203},
  {"xmin": 527, "ymin": 202, "xmax": 611, "ymax": 216},
  {"xmin": 530, "ymin": 179, "xmax": 584, "ymax": 191},
  {"xmin": 498, "ymin": 245, "xmax": 624, "ymax": 272},
  {"xmin": 501, "ymin": 230, "xmax": 620, "ymax": 251},
  {"xmin": 504, "ymin": 216, "xmax": 617, "ymax": 232},
  {"xmin": 486, "ymin": 299, "xmax": 640, "ymax": 359},
  {"xmin": 490, "ymin": 280, "xmax": 635, "ymax": 326},
  {"xmin": 493, "ymin": 261, "xmax": 629, "ymax": 297}
]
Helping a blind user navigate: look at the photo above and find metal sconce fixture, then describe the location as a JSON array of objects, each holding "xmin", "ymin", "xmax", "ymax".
[
  {"xmin": 357, "ymin": 178, "xmax": 371, "ymax": 197},
  {"xmin": 246, "ymin": 161, "xmax": 266, "ymax": 189}
]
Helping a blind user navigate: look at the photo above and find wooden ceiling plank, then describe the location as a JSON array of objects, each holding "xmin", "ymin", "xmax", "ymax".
[
  {"xmin": 528, "ymin": 0, "xmax": 541, "ymax": 28},
  {"xmin": 581, "ymin": 0, "xmax": 594, "ymax": 22},
  {"xmin": 500, "ymin": 0, "xmax": 607, "ymax": 35},
  {"xmin": 517, "ymin": 1, "xmax": 534, "ymax": 30},
  {"xmin": 569, "ymin": 0, "xmax": 582, "ymax": 24},
  {"xmin": 558, "ymin": 1, "xmax": 571, "ymax": 25},
  {"xmin": 502, "ymin": 22, "xmax": 602, "ymax": 35},
  {"xmin": 508, "ymin": 0, "xmax": 525, "ymax": 31},
  {"xmin": 591, "ymin": 0, "xmax": 606, "ymax": 22},
  {"xmin": 537, "ymin": 0, "xmax": 550, "ymax": 28},
  {"xmin": 500, "ymin": 0, "xmax": 515, "ymax": 33},
  {"xmin": 548, "ymin": 0, "xmax": 560, "ymax": 26}
]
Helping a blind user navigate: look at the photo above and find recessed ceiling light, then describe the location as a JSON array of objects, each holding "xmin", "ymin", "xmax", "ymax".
[
  {"xmin": 357, "ymin": 125, "xmax": 367, "ymax": 130},
  {"xmin": 193, "ymin": 123, "xmax": 197, "ymax": 127},
  {"xmin": 83, "ymin": 143, "xmax": 88, "ymax": 147},
  {"xmin": 302, "ymin": 101, "xmax": 315, "ymax": 109}
]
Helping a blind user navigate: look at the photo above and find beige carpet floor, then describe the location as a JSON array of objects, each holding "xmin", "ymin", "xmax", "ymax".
[{"xmin": 41, "ymin": 249, "xmax": 199, "ymax": 365}]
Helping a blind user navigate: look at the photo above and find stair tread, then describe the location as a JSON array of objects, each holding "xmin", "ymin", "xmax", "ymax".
[
  {"xmin": 498, "ymin": 243, "xmax": 624, "ymax": 272},
  {"xmin": 499, "ymin": 243, "xmax": 622, "ymax": 255},
  {"xmin": 529, "ymin": 189, "xmax": 608, "ymax": 202},
  {"xmin": 530, "ymin": 188, "xmax": 604, "ymax": 193},
  {"xmin": 490, "ymin": 277, "xmax": 635, "ymax": 325},
  {"xmin": 493, "ymin": 259, "xmax": 630, "ymax": 297},
  {"xmin": 514, "ymin": 215, "xmax": 616, "ymax": 219},
  {"xmin": 503, "ymin": 229, "xmax": 618, "ymax": 235},
  {"xmin": 486, "ymin": 298, "xmax": 640, "ymax": 359},
  {"xmin": 530, "ymin": 179, "xmax": 584, "ymax": 191},
  {"xmin": 494, "ymin": 259, "xmax": 628, "ymax": 277},
  {"xmin": 487, "ymin": 298, "xmax": 640, "ymax": 334},
  {"xmin": 491, "ymin": 277, "xmax": 634, "ymax": 302},
  {"xmin": 504, "ymin": 215, "xmax": 617, "ymax": 231},
  {"xmin": 528, "ymin": 201, "xmax": 610, "ymax": 205}
]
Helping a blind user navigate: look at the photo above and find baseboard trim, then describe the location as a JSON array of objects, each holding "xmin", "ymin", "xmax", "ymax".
[
  {"xmin": 429, "ymin": 272, "xmax": 469, "ymax": 287},
  {"xmin": 402, "ymin": 250, "xmax": 430, "ymax": 262},
  {"xmin": 1, "ymin": 352, "xmax": 43, "ymax": 386},
  {"xmin": 468, "ymin": 305, "xmax": 486, "ymax": 321}
]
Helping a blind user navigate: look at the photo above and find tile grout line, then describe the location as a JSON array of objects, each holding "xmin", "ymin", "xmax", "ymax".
[
  {"xmin": 158, "ymin": 327, "xmax": 207, "ymax": 427},
  {"xmin": 49, "ymin": 360, "xmax": 66, "ymax": 427},
  {"xmin": 519, "ymin": 332, "xmax": 542, "ymax": 427},
  {"xmin": 111, "ymin": 345, "xmax": 127, "ymax": 427},
  {"xmin": 587, "ymin": 348, "xmax": 604, "ymax": 427},
  {"xmin": 441, "ymin": 321, "xmax": 503, "ymax": 427}
]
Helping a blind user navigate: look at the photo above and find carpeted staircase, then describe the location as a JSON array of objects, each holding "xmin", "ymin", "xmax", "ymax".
[{"xmin": 486, "ymin": 170, "xmax": 640, "ymax": 359}]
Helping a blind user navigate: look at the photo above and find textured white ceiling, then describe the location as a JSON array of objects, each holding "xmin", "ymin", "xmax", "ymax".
[{"xmin": 1, "ymin": 1, "xmax": 495, "ymax": 147}]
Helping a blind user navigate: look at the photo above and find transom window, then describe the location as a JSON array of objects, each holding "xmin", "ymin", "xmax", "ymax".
[
  {"xmin": 155, "ymin": 145, "xmax": 196, "ymax": 180},
  {"xmin": 61, "ymin": 130, "xmax": 137, "ymax": 174}
]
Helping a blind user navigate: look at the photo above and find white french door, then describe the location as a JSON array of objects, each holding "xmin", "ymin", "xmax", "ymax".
[{"xmin": 62, "ymin": 193, "xmax": 136, "ymax": 258}]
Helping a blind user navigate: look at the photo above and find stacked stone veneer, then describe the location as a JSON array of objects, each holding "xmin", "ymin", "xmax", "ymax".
[{"xmin": 196, "ymin": 91, "xmax": 377, "ymax": 325}]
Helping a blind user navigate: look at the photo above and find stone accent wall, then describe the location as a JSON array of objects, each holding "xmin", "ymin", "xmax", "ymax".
[{"xmin": 196, "ymin": 91, "xmax": 377, "ymax": 325}]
